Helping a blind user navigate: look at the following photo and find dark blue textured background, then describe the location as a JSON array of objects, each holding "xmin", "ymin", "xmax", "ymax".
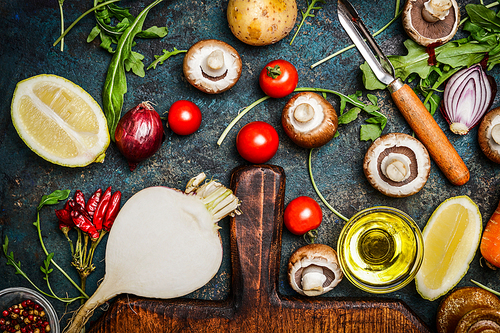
[{"xmin": 1, "ymin": 0, "xmax": 499, "ymax": 331}]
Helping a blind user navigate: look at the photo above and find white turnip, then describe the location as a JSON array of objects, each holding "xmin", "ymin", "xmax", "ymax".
[{"xmin": 64, "ymin": 173, "xmax": 240, "ymax": 333}]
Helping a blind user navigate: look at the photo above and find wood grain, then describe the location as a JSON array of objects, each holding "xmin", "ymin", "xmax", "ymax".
[{"xmin": 87, "ymin": 165, "xmax": 431, "ymax": 333}]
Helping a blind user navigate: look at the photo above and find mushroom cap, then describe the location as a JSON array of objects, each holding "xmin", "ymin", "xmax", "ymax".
[
  {"xmin": 455, "ymin": 308, "xmax": 500, "ymax": 333},
  {"xmin": 363, "ymin": 133, "xmax": 431, "ymax": 198},
  {"xmin": 436, "ymin": 286, "xmax": 500, "ymax": 333},
  {"xmin": 183, "ymin": 39, "xmax": 242, "ymax": 94},
  {"xmin": 478, "ymin": 107, "xmax": 500, "ymax": 164},
  {"xmin": 402, "ymin": 0, "xmax": 460, "ymax": 47},
  {"xmin": 287, "ymin": 243, "xmax": 343, "ymax": 297},
  {"xmin": 281, "ymin": 92, "xmax": 338, "ymax": 149}
]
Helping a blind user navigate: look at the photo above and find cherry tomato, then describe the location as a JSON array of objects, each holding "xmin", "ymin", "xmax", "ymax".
[
  {"xmin": 259, "ymin": 59, "xmax": 298, "ymax": 98},
  {"xmin": 284, "ymin": 196, "xmax": 322, "ymax": 236},
  {"xmin": 167, "ymin": 100, "xmax": 202, "ymax": 135},
  {"xmin": 236, "ymin": 121, "xmax": 279, "ymax": 164}
]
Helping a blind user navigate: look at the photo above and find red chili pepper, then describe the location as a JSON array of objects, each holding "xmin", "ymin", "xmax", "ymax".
[
  {"xmin": 71, "ymin": 210, "xmax": 99, "ymax": 240},
  {"xmin": 86, "ymin": 188, "xmax": 102, "ymax": 218},
  {"xmin": 68, "ymin": 199, "xmax": 92, "ymax": 221},
  {"xmin": 74, "ymin": 190, "xmax": 86, "ymax": 209},
  {"xmin": 55, "ymin": 208, "xmax": 73, "ymax": 227},
  {"xmin": 103, "ymin": 191, "xmax": 121, "ymax": 232},
  {"xmin": 93, "ymin": 187, "xmax": 112, "ymax": 232}
]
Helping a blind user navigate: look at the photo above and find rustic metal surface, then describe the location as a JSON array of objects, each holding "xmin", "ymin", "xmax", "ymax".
[{"xmin": 0, "ymin": 0, "xmax": 499, "ymax": 331}]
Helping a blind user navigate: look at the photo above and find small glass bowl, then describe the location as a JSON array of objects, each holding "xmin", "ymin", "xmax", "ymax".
[
  {"xmin": 0, "ymin": 287, "xmax": 60, "ymax": 333},
  {"xmin": 337, "ymin": 206, "xmax": 424, "ymax": 294}
]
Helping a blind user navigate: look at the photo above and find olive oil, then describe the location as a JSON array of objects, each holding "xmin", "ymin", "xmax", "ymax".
[{"xmin": 338, "ymin": 207, "xmax": 423, "ymax": 293}]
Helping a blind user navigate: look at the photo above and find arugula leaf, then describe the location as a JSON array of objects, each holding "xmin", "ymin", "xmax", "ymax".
[
  {"xmin": 147, "ymin": 48, "xmax": 187, "ymax": 70},
  {"xmin": 466, "ymin": 4, "xmax": 500, "ymax": 32},
  {"xmin": 124, "ymin": 51, "xmax": 146, "ymax": 77},
  {"xmin": 103, "ymin": 0, "xmax": 164, "ymax": 139},
  {"xmin": 338, "ymin": 107, "xmax": 361, "ymax": 124},
  {"xmin": 360, "ymin": 124, "xmax": 383, "ymax": 141},
  {"xmin": 289, "ymin": 0, "xmax": 325, "ymax": 45},
  {"xmin": 37, "ymin": 189, "xmax": 70, "ymax": 211}
]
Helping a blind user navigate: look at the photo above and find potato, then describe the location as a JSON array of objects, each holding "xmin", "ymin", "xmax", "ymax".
[{"xmin": 227, "ymin": 0, "xmax": 297, "ymax": 46}]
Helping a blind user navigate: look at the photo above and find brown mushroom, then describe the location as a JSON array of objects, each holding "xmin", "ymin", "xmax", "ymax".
[
  {"xmin": 287, "ymin": 244, "xmax": 343, "ymax": 297},
  {"xmin": 363, "ymin": 133, "xmax": 430, "ymax": 198},
  {"xmin": 479, "ymin": 107, "xmax": 500, "ymax": 164},
  {"xmin": 456, "ymin": 308, "xmax": 500, "ymax": 333},
  {"xmin": 183, "ymin": 39, "xmax": 242, "ymax": 94},
  {"xmin": 436, "ymin": 286, "xmax": 500, "ymax": 333},
  {"xmin": 402, "ymin": 0, "xmax": 460, "ymax": 47},
  {"xmin": 281, "ymin": 92, "xmax": 338, "ymax": 148}
]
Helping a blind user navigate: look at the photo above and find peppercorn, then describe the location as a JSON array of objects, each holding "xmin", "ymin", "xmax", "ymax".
[{"xmin": 0, "ymin": 300, "xmax": 50, "ymax": 333}]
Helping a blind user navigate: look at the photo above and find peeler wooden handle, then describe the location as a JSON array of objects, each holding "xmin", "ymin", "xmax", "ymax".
[{"xmin": 389, "ymin": 80, "xmax": 470, "ymax": 186}]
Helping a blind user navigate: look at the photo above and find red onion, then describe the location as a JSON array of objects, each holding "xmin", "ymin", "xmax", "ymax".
[
  {"xmin": 115, "ymin": 102, "xmax": 165, "ymax": 171},
  {"xmin": 441, "ymin": 64, "xmax": 496, "ymax": 135}
]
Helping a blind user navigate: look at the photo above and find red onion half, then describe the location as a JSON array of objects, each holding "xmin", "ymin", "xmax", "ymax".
[
  {"xmin": 441, "ymin": 64, "xmax": 496, "ymax": 135},
  {"xmin": 115, "ymin": 102, "xmax": 165, "ymax": 171}
]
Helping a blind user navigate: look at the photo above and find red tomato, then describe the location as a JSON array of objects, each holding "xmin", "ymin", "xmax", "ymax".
[
  {"xmin": 259, "ymin": 59, "xmax": 298, "ymax": 98},
  {"xmin": 284, "ymin": 196, "xmax": 322, "ymax": 236},
  {"xmin": 167, "ymin": 100, "xmax": 202, "ymax": 135},
  {"xmin": 236, "ymin": 121, "xmax": 279, "ymax": 164}
]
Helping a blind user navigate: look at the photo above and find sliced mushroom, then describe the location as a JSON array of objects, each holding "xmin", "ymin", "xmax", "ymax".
[
  {"xmin": 436, "ymin": 287, "xmax": 500, "ymax": 333},
  {"xmin": 183, "ymin": 39, "xmax": 242, "ymax": 94},
  {"xmin": 363, "ymin": 133, "xmax": 430, "ymax": 198},
  {"xmin": 287, "ymin": 243, "xmax": 343, "ymax": 297},
  {"xmin": 402, "ymin": 0, "xmax": 460, "ymax": 47},
  {"xmin": 281, "ymin": 92, "xmax": 338, "ymax": 148},
  {"xmin": 479, "ymin": 107, "xmax": 500, "ymax": 164}
]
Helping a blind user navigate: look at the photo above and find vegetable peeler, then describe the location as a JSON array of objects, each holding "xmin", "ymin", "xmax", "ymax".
[{"xmin": 337, "ymin": 0, "xmax": 469, "ymax": 186}]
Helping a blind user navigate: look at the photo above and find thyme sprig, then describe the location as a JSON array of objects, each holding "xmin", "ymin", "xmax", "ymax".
[{"xmin": 290, "ymin": 0, "xmax": 325, "ymax": 45}]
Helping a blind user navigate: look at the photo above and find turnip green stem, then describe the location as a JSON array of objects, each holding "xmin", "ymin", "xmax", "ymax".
[{"xmin": 308, "ymin": 149, "xmax": 349, "ymax": 222}]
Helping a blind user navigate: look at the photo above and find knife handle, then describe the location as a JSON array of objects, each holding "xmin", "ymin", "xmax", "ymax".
[{"xmin": 389, "ymin": 80, "xmax": 470, "ymax": 186}]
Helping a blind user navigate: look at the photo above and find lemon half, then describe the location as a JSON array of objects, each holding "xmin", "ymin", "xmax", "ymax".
[
  {"xmin": 416, "ymin": 195, "xmax": 482, "ymax": 301},
  {"xmin": 11, "ymin": 74, "xmax": 110, "ymax": 167}
]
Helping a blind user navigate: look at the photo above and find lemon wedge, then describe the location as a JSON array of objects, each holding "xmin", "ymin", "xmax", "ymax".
[
  {"xmin": 11, "ymin": 74, "xmax": 110, "ymax": 167},
  {"xmin": 416, "ymin": 195, "xmax": 482, "ymax": 301}
]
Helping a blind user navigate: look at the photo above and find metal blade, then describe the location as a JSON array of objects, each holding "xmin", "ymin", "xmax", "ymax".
[{"xmin": 337, "ymin": 0, "xmax": 395, "ymax": 85}]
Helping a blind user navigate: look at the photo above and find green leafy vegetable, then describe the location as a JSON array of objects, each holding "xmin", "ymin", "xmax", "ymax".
[
  {"xmin": 147, "ymin": 48, "xmax": 187, "ymax": 70},
  {"xmin": 102, "ymin": 0, "xmax": 164, "ymax": 140},
  {"xmin": 290, "ymin": 0, "xmax": 325, "ymax": 45}
]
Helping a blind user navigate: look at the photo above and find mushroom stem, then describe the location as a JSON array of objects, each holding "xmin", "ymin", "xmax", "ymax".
[
  {"xmin": 385, "ymin": 159, "xmax": 408, "ymax": 182},
  {"xmin": 422, "ymin": 0, "xmax": 452, "ymax": 22},
  {"xmin": 491, "ymin": 124, "xmax": 500, "ymax": 145},
  {"xmin": 301, "ymin": 265, "xmax": 326, "ymax": 296},
  {"xmin": 294, "ymin": 103, "xmax": 315, "ymax": 123},
  {"xmin": 206, "ymin": 50, "xmax": 225, "ymax": 70}
]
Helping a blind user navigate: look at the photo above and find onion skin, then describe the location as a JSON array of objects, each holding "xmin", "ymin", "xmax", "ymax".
[
  {"xmin": 441, "ymin": 64, "xmax": 497, "ymax": 135},
  {"xmin": 115, "ymin": 102, "xmax": 165, "ymax": 171}
]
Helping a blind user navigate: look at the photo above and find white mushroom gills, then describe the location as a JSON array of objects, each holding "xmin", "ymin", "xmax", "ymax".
[
  {"xmin": 301, "ymin": 265, "xmax": 327, "ymax": 296},
  {"xmin": 422, "ymin": 0, "xmax": 452, "ymax": 22}
]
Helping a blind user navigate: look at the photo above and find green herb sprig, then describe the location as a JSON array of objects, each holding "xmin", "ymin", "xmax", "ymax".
[
  {"xmin": 290, "ymin": 0, "xmax": 325, "ymax": 46},
  {"xmin": 147, "ymin": 48, "xmax": 187, "ymax": 70},
  {"xmin": 2, "ymin": 190, "xmax": 89, "ymax": 303}
]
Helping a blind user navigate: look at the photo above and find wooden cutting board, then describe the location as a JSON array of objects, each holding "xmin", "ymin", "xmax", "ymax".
[{"xmin": 87, "ymin": 165, "xmax": 431, "ymax": 332}]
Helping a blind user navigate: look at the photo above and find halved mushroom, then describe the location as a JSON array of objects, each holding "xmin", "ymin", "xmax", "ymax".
[
  {"xmin": 287, "ymin": 243, "xmax": 343, "ymax": 297},
  {"xmin": 402, "ymin": 0, "xmax": 460, "ymax": 47},
  {"xmin": 478, "ymin": 107, "xmax": 500, "ymax": 164},
  {"xmin": 183, "ymin": 39, "xmax": 242, "ymax": 94},
  {"xmin": 281, "ymin": 92, "xmax": 338, "ymax": 148},
  {"xmin": 436, "ymin": 286, "xmax": 500, "ymax": 333},
  {"xmin": 363, "ymin": 133, "xmax": 431, "ymax": 198}
]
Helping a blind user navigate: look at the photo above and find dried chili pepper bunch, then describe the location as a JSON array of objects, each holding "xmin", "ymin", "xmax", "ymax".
[{"xmin": 55, "ymin": 187, "xmax": 121, "ymax": 288}]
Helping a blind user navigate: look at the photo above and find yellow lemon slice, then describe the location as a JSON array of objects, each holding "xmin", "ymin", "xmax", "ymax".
[
  {"xmin": 416, "ymin": 195, "xmax": 482, "ymax": 301},
  {"xmin": 11, "ymin": 74, "xmax": 110, "ymax": 167}
]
